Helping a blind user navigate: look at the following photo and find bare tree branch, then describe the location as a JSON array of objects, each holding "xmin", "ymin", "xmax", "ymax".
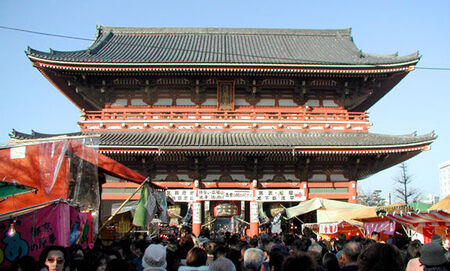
[{"xmin": 393, "ymin": 163, "xmax": 420, "ymax": 204}]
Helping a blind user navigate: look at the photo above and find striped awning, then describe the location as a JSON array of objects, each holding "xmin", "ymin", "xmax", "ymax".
[{"xmin": 385, "ymin": 210, "xmax": 450, "ymax": 228}]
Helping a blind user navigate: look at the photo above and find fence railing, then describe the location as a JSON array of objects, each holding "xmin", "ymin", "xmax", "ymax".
[{"xmin": 79, "ymin": 106, "xmax": 370, "ymax": 132}]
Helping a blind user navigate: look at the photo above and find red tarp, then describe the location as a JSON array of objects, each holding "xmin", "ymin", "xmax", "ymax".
[{"xmin": 0, "ymin": 139, "xmax": 160, "ymax": 215}]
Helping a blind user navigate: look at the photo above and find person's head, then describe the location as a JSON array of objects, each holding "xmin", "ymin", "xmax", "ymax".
[
  {"xmin": 281, "ymin": 252, "xmax": 315, "ymax": 271},
  {"xmin": 208, "ymin": 257, "xmax": 236, "ymax": 271},
  {"xmin": 340, "ymin": 241, "xmax": 362, "ymax": 265},
  {"xmin": 179, "ymin": 234, "xmax": 195, "ymax": 248},
  {"xmin": 338, "ymin": 233, "xmax": 347, "ymax": 242},
  {"xmin": 39, "ymin": 246, "xmax": 67, "ymax": 271},
  {"xmin": 243, "ymin": 248, "xmax": 265, "ymax": 271},
  {"xmin": 370, "ymin": 232, "xmax": 380, "ymax": 242},
  {"xmin": 407, "ymin": 240, "xmax": 422, "ymax": 259},
  {"xmin": 431, "ymin": 234, "xmax": 443, "ymax": 246},
  {"xmin": 419, "ymin": 242, "xmax": 447, "ymax": 268},
  {"xmin": 204, "ymin": 241, "xmax": 218, "ymax": 256},
  {"xmin": 322, "ymin": 252, "xmax": 340, "ymax": 271},
  {"xmin": 357, "ymin": 243, "xmax": 404, "ymax": 271},
  {"xmin": 200, "ymin": 227, "xmax": 211, "ymax": 239},
  {"xmin": 95, "ymin": 256, "xmax": 108, "ymax": 271},
  {"xmin": 186, "ymin": 247, "xmax": 207, "ymax": 267},
  {"xmin": 142, "ymin": 244, "xmax": 167, "ymax": 270},
  {"xmin": 131, "ymin": 239, "xmax": 148, "ymax": 257},
  {"xmin": 269, "ymin": 250, "xmax": 285, "ymax": 271}
]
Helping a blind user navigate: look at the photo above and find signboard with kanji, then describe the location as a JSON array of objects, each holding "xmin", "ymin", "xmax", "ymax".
[
  {"xmin": 255, "ymin": 189, "xmax": 306, "ymax": 202},
  {"xmin": 319, "ymin": 223, "xmax": 338, "ymax": 234},
  {"xmin": 166, "ymin": 189, "xmax": 306, "ymax": 202}
]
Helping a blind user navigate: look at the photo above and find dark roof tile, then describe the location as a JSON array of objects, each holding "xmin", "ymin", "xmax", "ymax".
[
  {"xmin": 9, "ymin": 130, "xmax": 436, "ymax": 150},
  {"xmin": 27, "ymin": 26, "xmax": 419, "ymax": 66}
]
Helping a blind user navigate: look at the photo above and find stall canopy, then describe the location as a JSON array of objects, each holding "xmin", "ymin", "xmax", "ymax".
[
  {"xmin": 328, "ymin": 206, "xmax": 377, "ymax": 224},
  {"xmin": 408, "ymin": 202, "xmax": 432, "ymax": 212},
  {"xmin": 429, "ymin": 195, "xmax": 450, "ymax": 211},
  {"xmin": 385, "ymin": 196, "xmax": 449, "ymax": 228},
  {"xmin": 285, "ymin": 198, "xmax": 367, "ymax": 222},
  {"xmin": 385, "ymin": 210, "xmax": 450, "ymax": 228},
  {"xmin": 0, "ymin": 138, "xmax": 161, "ymax": 215}
]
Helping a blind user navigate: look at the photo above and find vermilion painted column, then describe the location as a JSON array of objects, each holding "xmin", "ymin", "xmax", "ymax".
[
  {"xmin": 348, "ymin": 180, "xmax": 357, "ymax": 203},
  {"xmin": 192, "ymin": 180, "xmax": 201, "ymax": 236},
  {"xmin": 249, "ymin": 179, "xmax": 259, "ymax": 237}
]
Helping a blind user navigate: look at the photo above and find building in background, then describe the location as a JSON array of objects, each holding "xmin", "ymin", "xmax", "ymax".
[
  {"xmin": 12, "ymin": 26, "xmax": 436, "ymax": 236},
  {"xmin": 439, "ymin": 160, "xmax": 450, "ymax": 199}
]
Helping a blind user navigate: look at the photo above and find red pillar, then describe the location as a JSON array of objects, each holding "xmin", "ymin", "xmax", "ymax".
[
  {"xmin": 192, "ymin": 180, "xmax": 201, "ymax": 236},
  {"xmin": 249, "ymin": 179, "xmax": 259, "ymax": 237},
  {"xmin": 348, "ymin": 180, "xmax": 357, "ymax": 203}
]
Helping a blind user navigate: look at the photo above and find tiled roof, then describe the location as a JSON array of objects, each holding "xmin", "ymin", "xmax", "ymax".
[
  {"xmin": 10, "ymin": 130, "xmax": 436, "ymax": 150},
  {"xmin": 26, "ymin": 26, "xmax": 419, "ymax": 67}
]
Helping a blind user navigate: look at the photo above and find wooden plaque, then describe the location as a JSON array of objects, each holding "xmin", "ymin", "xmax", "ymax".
[{"xmin": 217, "ymin": 80, "xmax": 235, "ymax": 110}]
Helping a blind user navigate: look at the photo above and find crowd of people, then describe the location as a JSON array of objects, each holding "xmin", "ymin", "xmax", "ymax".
[{"xmin": 7, "ymin": 227, "xmax": 449, "ymax": 271}]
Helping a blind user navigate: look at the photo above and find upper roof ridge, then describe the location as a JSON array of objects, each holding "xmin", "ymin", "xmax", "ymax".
[{"xmin": 96, "ymin": 25, "xmax": 353, "ymax": 37}]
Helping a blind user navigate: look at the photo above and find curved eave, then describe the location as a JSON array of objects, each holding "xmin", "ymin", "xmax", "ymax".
[
  {"xmin": 98, "ymin": 141, "xmax": 433, "ymax": 155},
  {"xmin": 28, "ymin": 56, "xmax": 419, "ymax": 74}
]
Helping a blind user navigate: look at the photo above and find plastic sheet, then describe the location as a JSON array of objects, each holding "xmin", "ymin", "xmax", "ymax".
[{"xmin": 68, "ymin": 137, "xmax": 100, "ymax": 211}]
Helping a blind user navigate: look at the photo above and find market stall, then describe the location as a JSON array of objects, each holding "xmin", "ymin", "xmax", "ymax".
[
  {"xmin": 285, "ymin": 198, "xmax": 367, "ymax": 223},
  {"xmin": 0, "ymin": 200, "xmax": 93, "ymax": 265},
  {"xmin": 302, "ymin": 220, "xmax": 364, "ymax": 240},
  {"xmin": 0, "ymin": 138, "xmax": 160, "ymax": 267},
  {"xmin": 385, "ymin": 197, "xmax": 450, "ymax": 244}
]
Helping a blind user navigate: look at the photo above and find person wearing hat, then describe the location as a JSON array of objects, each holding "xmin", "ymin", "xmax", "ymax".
[
  {"xmin": 142, "ymin": 244, "xmax": 168, "ymax": 271},
  {"xmin": 432, "ymin": 234, "xmax": 443, "ymax": 246},
  {"xmin": 419, "ymin": 242, "xmax": 448, "ymax": 271}
]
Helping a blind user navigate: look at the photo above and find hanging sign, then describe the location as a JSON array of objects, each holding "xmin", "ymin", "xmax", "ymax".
[
  {"xmin": 250, "ymin": 202, "xmax": 259, "ymax": 223},
  {"xmin": 166, "ymin": 189, "xmax": 254, "ymax": 202},
  {"xmin": 192, "ymin": 202, "xmax": 202, "ymax": 224},
  {"xmin": 167, "ymin": 189, "xmax": 306, "ymax": 202},
  {"xmin": 255, "ymin": 189, "xmax": 306, "ymax": 202},
  {"xmin": 166, "ymin": 190, "xmax": 196, "ymax": 202},
  {"xmin": 319, "ymin": 223, "xmax": 339, "ymax": 234}
]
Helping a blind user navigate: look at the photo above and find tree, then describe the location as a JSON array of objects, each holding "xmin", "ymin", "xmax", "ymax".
[
  {"xmin": 358, "ymin": 189, "xmax": 386, "ymax": 206},
  {"xmin": 393, "ymin": 163, "xmax": 420, "ymax": 205}
]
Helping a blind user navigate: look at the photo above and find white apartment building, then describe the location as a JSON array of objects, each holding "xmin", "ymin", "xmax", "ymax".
[{"xmin": 439, "ymin": 160, "xmax": 450, "ymax": 199}]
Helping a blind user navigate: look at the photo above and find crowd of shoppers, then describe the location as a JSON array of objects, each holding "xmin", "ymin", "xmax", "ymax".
[{"xmin": 6, "ymin": 227, "xmax": 449, "ymax": 271}]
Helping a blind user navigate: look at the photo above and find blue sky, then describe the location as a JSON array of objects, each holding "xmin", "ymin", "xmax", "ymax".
[{"xmin": 1, "ymin": 1, "xmax": 449, "ymax": 201}]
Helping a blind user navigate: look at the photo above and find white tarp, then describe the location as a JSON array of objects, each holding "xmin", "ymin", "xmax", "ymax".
[{"xmin": 285, "ymin": 198, "xmax": 366, "ymax": 222}]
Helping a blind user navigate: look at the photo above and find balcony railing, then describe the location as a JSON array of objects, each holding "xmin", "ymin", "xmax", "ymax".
[{"xmin": 79, "ymin": 106, "xmax": 370, "ymax": 132}]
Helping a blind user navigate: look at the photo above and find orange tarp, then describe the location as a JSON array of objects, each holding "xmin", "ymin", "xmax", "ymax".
[
  {"xmin": 0, "ymin": 139, "xmax": 159, "ymax": 215},
  {"xmin": 69, "ymin": 140, "xmax": 147, "ymax": 183},
  {"xmin": 0, "ymin": 142, "xmax": 69, "ymax": 214}
]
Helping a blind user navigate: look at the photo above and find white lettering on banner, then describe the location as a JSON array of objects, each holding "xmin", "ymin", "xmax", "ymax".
[
  {"xmin": 250, "ymin": 202, "xmax": 259, "ymax": 223},
  {"xmin": 166, "ymin": 189, "xmax": 305, "ymax": 202},
  {"xmin": 166, "ymin": 190, "xmax": 196, "ymax": 202},
  {"xmin": 10, "ymin": 146, "xmax": 26, "ymax": 159},
  {"xmin": 319, "ymin": 223, "xmax": 338, "ymax": 234},
  {"xmin": 255, "ymin": 189, "xmax": 306, "ymax": 202},
  {"xmin": 192, "ymin": 202, "xmax": 201, "ymax": 224}
]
